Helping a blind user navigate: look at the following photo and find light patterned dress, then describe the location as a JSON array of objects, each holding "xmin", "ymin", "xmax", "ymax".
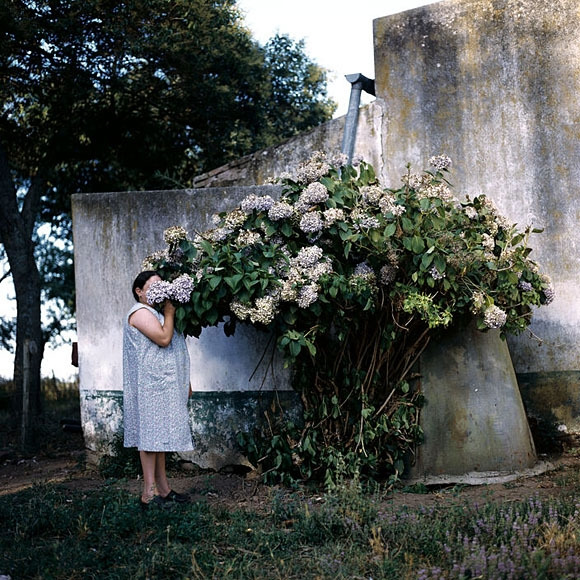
[{"xmin": 123, "ymin": 303, "xmax": 194, "ymax": 452}]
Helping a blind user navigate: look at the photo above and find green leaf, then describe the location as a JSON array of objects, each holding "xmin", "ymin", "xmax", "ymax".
[
  {"xmin": 383, "ymin": 222, "xmax": 397, "ymax": 238},
  {"xmin": 281, "ymin": 222, "xmax": 293, "ymax": 237},
  {"xmin": 224, "ymin": 273, "xmax": 243, "ymax": 290},
  {"xmin": 208, "ymin": 276, "xmax": 221, "ymax": 290},
  {"xmin": 411, "ymin": 235, "xmax": 425, "ymax": 254},
  {"xmin": 421, "ymin": 252, "xmax": 434, "ymax": 269},
  {"xmin": 401, "ymin": 217, "xmax": 414, "ymax": 233},
  {"xmin": 344, "ymin": 242, "xmax": 352, "ymax": 258},
  {"xmin": 289, "ymin": 341, "xmax": 301, "ymax": 357},
  {"xmin": 434, "ymin": 254, "xmax": 446, "ymax": 273}
]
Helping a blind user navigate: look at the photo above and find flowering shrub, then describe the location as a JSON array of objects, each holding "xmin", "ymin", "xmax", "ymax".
[{"xmin": 143, "ymin": 152, "xmax": 554, "ymax": 486}]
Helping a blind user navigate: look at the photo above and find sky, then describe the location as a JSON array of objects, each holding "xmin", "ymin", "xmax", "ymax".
[
  {"xmin": 0, "ymin": 0, "xmax": 440, "ymax": 380},
  {"xmin": 237, "ymin": 0, "xmax": 440, "ymax": 117}
]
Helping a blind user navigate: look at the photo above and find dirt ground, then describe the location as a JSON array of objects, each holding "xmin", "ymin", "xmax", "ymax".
[{"xmin": 2, "ymin": 432, "xmax": 580, "ymax": 511}]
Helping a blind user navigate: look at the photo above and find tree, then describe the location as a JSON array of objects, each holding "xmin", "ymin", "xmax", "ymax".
[
  {"xmin": 0, "ymin": 0, "xmax": 335, "ymax": 445},
  {"xmin": 262, "ymin": 34, "xmax": 336, "ymax": 142}
]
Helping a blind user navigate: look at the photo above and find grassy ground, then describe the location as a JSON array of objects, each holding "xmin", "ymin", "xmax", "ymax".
[
  {"xmin": 1, "ymin": 471, "xmax": 580, "ymax": 579},
  {"xmin": 2, "ymin": 382, "xmax": 580, "ymax": 579}
]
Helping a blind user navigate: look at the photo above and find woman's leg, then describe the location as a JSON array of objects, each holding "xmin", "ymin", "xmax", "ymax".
[
  {"xmin": 139, "ymin": 450, "xmax": 158, "ymax": 502},
  {"xmin": 154, "ymin": 452, "xmax": 171, "ymax": 497}
]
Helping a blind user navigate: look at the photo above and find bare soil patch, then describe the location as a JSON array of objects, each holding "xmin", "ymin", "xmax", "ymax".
[{"xmin": 2, "ymin": 433, "xmax": 580, "ymax": 511}]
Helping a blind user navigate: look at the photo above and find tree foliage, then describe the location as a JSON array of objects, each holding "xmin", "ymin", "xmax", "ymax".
[{"xmin": 0, "ymin": 0, "xmax": 335, "ymax": 438}]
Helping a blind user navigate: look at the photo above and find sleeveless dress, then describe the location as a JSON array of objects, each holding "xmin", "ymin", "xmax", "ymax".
[{"xmin": 122, "ymin": 303, "xmax": 194, "ymax": 452}]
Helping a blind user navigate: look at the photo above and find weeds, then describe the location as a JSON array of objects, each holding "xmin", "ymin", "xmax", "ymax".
[
  {"xmin": 1, "ymin": 387, "xmax": 579, "ymax": 578},
  {"xmin": 2, "ymin": 477, "xmax": 580, "ymax": 579}
]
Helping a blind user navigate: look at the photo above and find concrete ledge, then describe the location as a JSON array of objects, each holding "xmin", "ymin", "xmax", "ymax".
[{"xmin": 404, "ymin": 460, "xmax": 556, "ymax": 487}]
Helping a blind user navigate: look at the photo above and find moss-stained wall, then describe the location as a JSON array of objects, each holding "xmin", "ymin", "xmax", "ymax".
[
  {"xmin": 73, "ymin": 0, "xmax": 580, "ymax": 470},
  {"xmin": 72, "ymin": 186, "xmax": 297, "ymax": 468},
  {"xmin": 372, "ymin": 0, "xmax": 580, "ymax": 429}
]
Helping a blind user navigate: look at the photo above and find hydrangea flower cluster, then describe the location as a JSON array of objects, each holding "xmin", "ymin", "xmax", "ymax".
[
  {"xmin": 295, "ymin": 150, "xmax": 331, "ymax": 184},
  {"xmin": 483, "ymin": 304, "xmax": 508, "ymax": 329},
  {"xmin": 295, "ymin": 182, "xmax": 329, "ymax": 212},
  {"xmin": 241, "ymin": 194, "xmax": 275, "ymax": 214},
  {"xmin": 164, "ymin": 225, "xmax": 188, "ymax": 246},
  {"xmin": 146, "ymin": 274, "xmax": 194, "ymax": 305},
  {"xmin": 268, "ymin": 201, "xmax": 294, "ymax": 221},
  {"xmin": 428, "ymin": 154, "xmax": 452, "ymax": 170},
  {"xmin": 146, "ymin": 151, "xmax": 554, "ymax": 337},
  {"xmin": 145, "ymin": 280, "xmax": 173, "ymax": 305},
  {"xmin": 299, "ymin": 212, "xmax": 324, "ymax": 234}
]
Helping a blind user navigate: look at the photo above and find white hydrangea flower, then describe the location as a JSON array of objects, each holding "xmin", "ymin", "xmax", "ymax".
[
  {"xmin": 249, "ymin": 296, "xmax": 278, "ymax": 325},
  {"xmin": 294, "ymin": 246, "xmax": 324, "ymax": 269},
  {"xmin": 428, "ymin": 154, "xmax": 452, "ymax": 170},
  {"xmin": 297, "ymin": 283, "xmax": 319, "ymax": 308},
  {"xmin": 483, "ymin": 305, "xmax": 507, "ymax": 329},
  {"xmin": 235, "ymin": 230, "xmax": 262, "ymax": 246},
  {"xmin": 146, "ymin": 280, "xmax": 173, "ymax": 305},
  {"xmin": 295, "ymin": 151, "xmax": 331, "ymax": 184},
  {"xmin": 163, "ymin": 226, "xmax": 188, "ymax": 245},
  {"xmin": 142, "ymin": 250, "xmax": 168, "ymax": 271},
  {"xmin": 429, "ymin": 266, "xmax": 445, "ymax": 280},
  {"xmin": 223, "ymin": 208, "xmax": 247, "ymax": 229},
  {"xmin": 323, "ymin": 208, "xmax": 345, "ymax": 226},
  {"xmin": 268, "ymin": 201, "xmax": 294, "ymax": 221},
  {"xmin": 171, "ymin": 274, "xmax": 195, "ymax": 303},
  {"xmin": 299, "ymin": 212, "xmax": 324, "ymax": 234},
  {"xmin": 464, "ymin": 206, "xmax": 478, "ymax": 220},
  {"xmin": 240, "ymin": 194, "xmax": 275, "ymax": 213}
]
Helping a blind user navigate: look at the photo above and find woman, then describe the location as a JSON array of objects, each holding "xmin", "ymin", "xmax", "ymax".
[{"xmin": 123, "ymin": 271, "xmax": 193, "ymax": 509}]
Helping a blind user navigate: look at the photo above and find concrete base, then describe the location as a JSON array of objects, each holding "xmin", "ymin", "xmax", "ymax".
[
  {"xmin": 407, "ymin": 323, "xmax": 538, "ymax": 482},
  {"xmin": 405, "ymin": 460, "xmax": 555, "ymax": 487}
]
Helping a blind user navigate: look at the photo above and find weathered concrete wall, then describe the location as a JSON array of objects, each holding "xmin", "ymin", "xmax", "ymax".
[
  {"xmin": 73, "ymin": 0, "xmax": 580, "ymax": 472},
  {"xmin": 71, "ymin": 186, "xmax": 297, "ymax": 469},
  {"xmin": 373, "ymin": 0, "xmax": 580, "ymax": 430},
  {"xmin": 191, "ymin": 102, "xmax": 385, "ymax": 188},
  {"xmin": 193, "ymin": 0, "xmax": 580, "ymax": 432}
]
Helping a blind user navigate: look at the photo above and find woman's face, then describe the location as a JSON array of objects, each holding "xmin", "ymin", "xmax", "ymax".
[{"xmin": 136, "ymin": 275, "xmax": 162, "ymax": 304}]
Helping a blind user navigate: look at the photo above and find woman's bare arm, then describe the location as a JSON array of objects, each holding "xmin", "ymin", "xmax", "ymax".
[{"xmin": 129, "ymin": 302, "xmax": 176, "ymax": 347}]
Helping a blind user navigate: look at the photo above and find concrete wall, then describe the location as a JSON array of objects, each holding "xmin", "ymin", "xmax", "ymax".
[
  {"xmin": 191, "ymin": 104, "xmax": 384, "ymax": 188},
  {"xmin": 192, "ymin": 0, "xmax": 580, "ymax": 432},
  {"xmin": 71, "ymin": 186, "xmax": 297, "ymax": 469},
  {"xmin": 73, "ymin": 0, "xmax": 580, "ymax": 470},
  {"xmin": 373, "ymin": 0, "xmax": 580, "ymax": 430}
]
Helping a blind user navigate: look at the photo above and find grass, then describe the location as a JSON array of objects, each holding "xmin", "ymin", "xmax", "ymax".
[
  {"xmin": 2, "ymin": 384, "xmax": 580, "ymax": 579},
  {"xmin": 1, "ymin": 475, "xmax": 580, "ymax": 579}
]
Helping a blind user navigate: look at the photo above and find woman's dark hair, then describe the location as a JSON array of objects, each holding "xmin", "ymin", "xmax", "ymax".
[{"xmin": 132, "ymin": 271, "xmax": 159, "ymax": 301}]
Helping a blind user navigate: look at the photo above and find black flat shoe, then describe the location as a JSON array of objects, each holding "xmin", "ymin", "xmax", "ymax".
[
  {"xmin": 140, "ymin": 495, "xmax": 172, "ymax": 510},
  {"xmin": 162, "ymin": 489, "xmax": 190, "ymax": 503}
]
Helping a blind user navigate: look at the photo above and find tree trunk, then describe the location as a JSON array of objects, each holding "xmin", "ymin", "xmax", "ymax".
[{"xmin": 0, "ymin": 145, "xmax": 45, "ymax": 448}]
